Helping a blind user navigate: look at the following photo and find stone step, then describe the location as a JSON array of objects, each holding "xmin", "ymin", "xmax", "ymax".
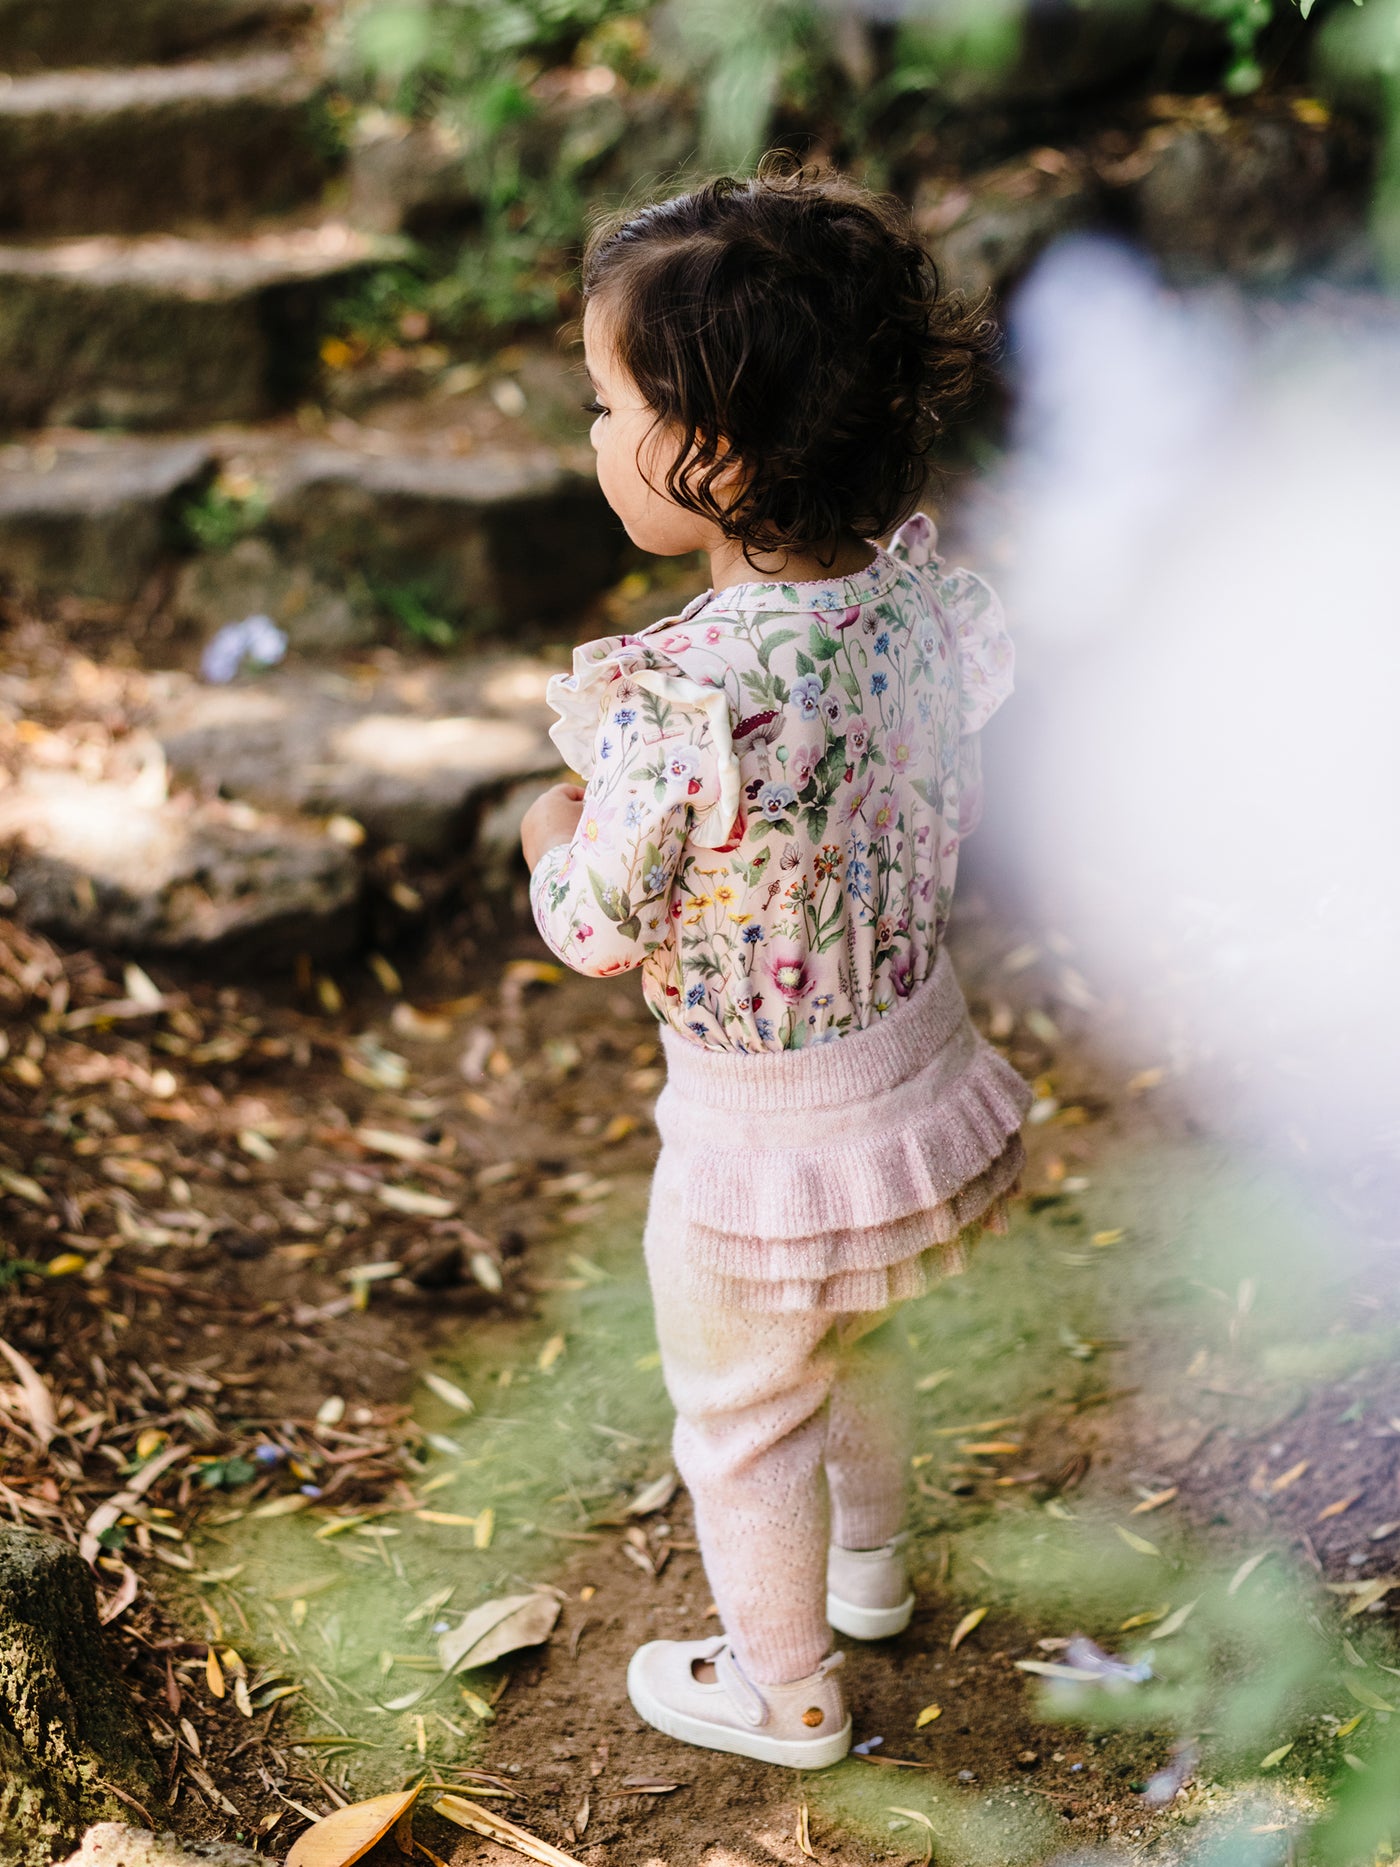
[
  {"xmin": 151, "ymin": 656, "xmax": 562, "ymax": 855},
  {"xmin": 0, "ymin": 425, "xmax": 623, "ymax": 637},
  {"xmin": 0, "ymin": 649, "xmax": 566, "ymax": 959},
  {"xmin": 0, "ymin": 766, "xmax": 360, "ymax": 958},
  {"xmin": 0, "ymin": 0, "xmax": 315, "ymax": 72},
  {"xmin": 236, "ymin": 438, "xmax": 625, "ymax": 639},
  {"xmin": 0, "ymin": 434, "xmax": 213, "ymax": 602},
  {"xmin": 0, "ymin": 222, "xmax": 391, "ymax": 430},
  {"xmin": 0, "ymin": 52, "xmax": 336, "ymax": 238}
]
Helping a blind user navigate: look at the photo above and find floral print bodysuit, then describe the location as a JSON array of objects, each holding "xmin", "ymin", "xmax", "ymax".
[{"xmin": 530, "ymin": 515, "xmax": 1014, "ymax": 1052}]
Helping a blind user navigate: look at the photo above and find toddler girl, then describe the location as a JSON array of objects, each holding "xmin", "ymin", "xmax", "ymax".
[{"xmin": 520, "ymin": 164, "xmax": 1030, "ymax": 1769}]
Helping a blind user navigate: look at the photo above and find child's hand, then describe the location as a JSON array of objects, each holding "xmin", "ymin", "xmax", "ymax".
[{"xmin": 521, "ymin": 782, "xmax": 585, "ymax": 871}]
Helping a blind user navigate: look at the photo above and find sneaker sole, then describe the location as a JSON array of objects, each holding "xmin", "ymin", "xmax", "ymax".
[
  {"xmin": 826, "ymin": 1590, "xmax": 915, "ymax": 1641},
  {"xmin": 626, "ymin": 1651, "xmax": 852, "ymax": 1770}
]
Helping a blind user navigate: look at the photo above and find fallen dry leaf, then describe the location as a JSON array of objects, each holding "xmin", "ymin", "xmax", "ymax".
[
  {"xmin": 439, "ymin": 1592, "xmax": 560, "ymax": 1674},
  {"xmin": 0, "ymin": 1336, "xmax": 56, "ymax": 1445},
  {"xmin": 434, "ymin": 1794, "xmax": 584, "ymax": 1867},
  {"xmin": 286, "ymin": 1786, "xmax": 421, "ymax": 1867},
  {"xmin": 949, "ymin": 1606, "xmax": 987, "ymax": 1652},
  {"xmin": 627, "ymin": 1472, "xmax": 678, "ymax": 1517},
  {"xmin": 379, "ymin": 1185, "xmax": 455, "ymax": 1219},
  {"xmin": 1153, "ymin": 1599, "xmax": 1199, "ymax": 1639},
  {"xmin": 98, "ymin": 1563, "xmax": 139, "ymax": 1626},
  {"xmin": 915, "ymin": 1703, "xmax": 942, "ymax": 1728},
  {"xmin": 797, "ymin": 1803, "xmax": 816, "ymax": 1859},
  {"xmin": 1131, "ymin": 1487, "xmax": 1178, "ymax": 1515},
  {"xmin": 1228, "ymin": 1551, "xmax": 1273, "ymax": 1597},
  {"xmin": 356, "ymin": 1126, "xmax": 434, "ymax": 1163},
  {"xmin": 1317, "ymin": 1493, "xmax": 1362, "ymax": 1523},
  {"xmin": 421, "ymin": 1372, "xmax": 473, "ymax": 1414},
  {"xmin": 1269, "ymin": 1460, "xmax": 1309, "ymax": 1495},
  {"xmin": 887, "ymin": 1806, "xmax": 935, "ymax": 1866},
  {"xmin": 1115, "ymin": 1525, "xmax": 1160, "ymax": 1556},
  {"xmin": 0, "ymin": 1166, "xmax": 48, "ymax": 1206},
  {"xmin": 81, "ymin": 1441, "xmax": 188, "ymax": 1563}
]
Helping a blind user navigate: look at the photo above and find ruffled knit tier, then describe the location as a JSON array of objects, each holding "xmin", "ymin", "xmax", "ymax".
[{"xmin": 656, "ymin": 948, "xmax": 1032, "ymax": 1313}]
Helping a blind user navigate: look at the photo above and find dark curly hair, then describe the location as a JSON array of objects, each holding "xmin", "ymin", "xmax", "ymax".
[{"xmin": 580, "ymin": 158, "xmax": 998, "ymax": 565}]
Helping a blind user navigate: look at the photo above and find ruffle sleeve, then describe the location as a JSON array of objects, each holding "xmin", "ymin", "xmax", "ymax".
[
  {"xmin": 889, "ymin": 514, "xmax": 1013, "ymax": 736},
  {"xmin": 545, "ymin": 631, "xmax": 742, "ymax": 851}
]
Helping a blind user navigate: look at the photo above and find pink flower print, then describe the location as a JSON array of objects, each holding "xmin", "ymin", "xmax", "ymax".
[
  {"xmin": 769, "ymin": 948, "xmax": 814, "ymax": 1003},
  {"xmin": 890, "ymin": 948, "xmax": 916, "ymax": 998},
  {"xmin": 872, "ymin": 799, "xmax": 895, "ymax": 834},
  {"xmin": 661, "ymin": 633, "xmax": 692, "ymax": 654},
  {"xmin": 789, "ymin": 741, "xmax": 824, "ymax": 787},
  {"xmin": 847, "ymin": 717, "xmax": 870, "ymax": 758},
  {"xmin": 820, "ymin": 692, "xmax": 843, "ymax": 728},
  {"xmin": 889, "ymin": 721, "xmax": 919, "ymax": 775},
  {"xmin": 845, "ymin": 776, "xmax": 875, "ymax": 823},
  {"xmin": 817, "ymin": 606, "xmax": 862, "ymax": 633},
  {"xmin": 705, "ymin": 624, "xmax": 724, "ymax": 645}
]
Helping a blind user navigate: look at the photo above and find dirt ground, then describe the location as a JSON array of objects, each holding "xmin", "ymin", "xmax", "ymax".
[{"xmin": 5, "ymin": 624, "xmax": 1400, "ymax": 1866}]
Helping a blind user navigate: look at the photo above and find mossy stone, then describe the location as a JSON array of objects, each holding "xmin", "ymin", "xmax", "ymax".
[{"xmin": 0, "ymin": 1525, "xmax": 158, "ymax": 1867}]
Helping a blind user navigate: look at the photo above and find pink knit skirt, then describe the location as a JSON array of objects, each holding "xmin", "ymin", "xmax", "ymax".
[{"xmin": 655, "ymin": 948, "xmax": 1033, "ymax": 1312}]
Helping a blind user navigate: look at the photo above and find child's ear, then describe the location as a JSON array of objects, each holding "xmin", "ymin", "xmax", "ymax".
[{"xmin": 705, "ymin": 436, "xmax": 747, "ymax": 499}]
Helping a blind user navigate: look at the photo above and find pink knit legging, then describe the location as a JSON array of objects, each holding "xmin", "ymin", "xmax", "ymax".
[{"xmin": 645, "ymin": 1161, "xmax": 910, "ymax": 1685}]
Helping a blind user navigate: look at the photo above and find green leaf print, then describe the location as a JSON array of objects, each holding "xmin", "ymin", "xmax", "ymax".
[
  {"xmin": 814, "ymin": 739, "xmax": 848, "ymax": 796},
  {"xmin": 911, "ymin": 777, "xmax": 946, "ymax": 813},
  {"xmin": 735, "ymin": 848, "xmax": 771, "ymax": 887},
  {"xmin": 756, "ymin": 628, "xmax": 799, "ymax": 673},
  {"xmin": 811, "ymin": 632, "xmax": 841, "ymax": 661},
  {"xmin": 588, "ymin": 869, "xmax": 632, "ymax": 924},
  {"xmin": 794, "ymin": 649, "xmax": 816, "ymax": 677}
]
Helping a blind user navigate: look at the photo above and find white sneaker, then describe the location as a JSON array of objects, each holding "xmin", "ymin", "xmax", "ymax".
[
  {"xmin": 626, "ymin": 1635, "xmax": 851, "ymax": 1769},
  {"xmin": 826, "ymin": 1534, "xmax": 915, "ymax": 1640}
]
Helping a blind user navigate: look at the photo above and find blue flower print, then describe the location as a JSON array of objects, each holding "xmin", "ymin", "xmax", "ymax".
[
  {"xmin": 874, "ymin": 632, "xmax": 890, "ymax": 655},
  {"xmin": 625, "ymin": 800, "xmax": 645, "ymax": 828},
  {"xmin": 599, "ymin": 735, "xmax": 614, "ymax": 760},
  {"xmin": 687, "ymin": 1020, "xmax": 709, "ymax": 1037},
  {"xmin": 685, "ymin": 983, "xmax": 706, "ymax": 1008},
  {"xmin": 614, "ymin": 707, "xmax": 636, "ymax": 728},
  {"xmin": 790, "ymin": 673, "xmax": 823, "ymax": 721},
  {"xmin": 741, "ymin": 924, "xmax": 764, "ymax": 944},
  {"xmin": 756, "ymin": 1018, "xmax": 776, "ymax": 1042},
  {"xmin": 870, "ymin": 671, "xmax": 888, "ymax": 697},
  {"xmin": 644, "ymin": 864, "xmax": 668, "ymax": 894},
  {"xmin": 756, "ymin": 781, "xmax": 798, "ymax": 821}
]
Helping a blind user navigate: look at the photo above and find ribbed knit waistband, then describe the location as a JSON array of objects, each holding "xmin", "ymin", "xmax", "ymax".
[{"xmin": 658, "ymin": 946, "xmax": 970, "ymax": 1116}]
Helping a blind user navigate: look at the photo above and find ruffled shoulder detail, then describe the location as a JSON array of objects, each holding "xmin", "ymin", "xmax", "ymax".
[
  {"xmin": 940, "ymin": 565, "xmax": 1014, "ymax": 736},
  {"xmin": 889, "ymin": 517, "xmax": 1014, "ymax": 736},
  {"xmin": 888, "ymin": 511, "xmax": 940, "ymax": 568},
  {"xmin": 544, "ymin": 627, "xmax": 742, "ymax": 851},
  {"xmin": 543, "ymin": 630, "xmax": 646, "ymax": 776}
]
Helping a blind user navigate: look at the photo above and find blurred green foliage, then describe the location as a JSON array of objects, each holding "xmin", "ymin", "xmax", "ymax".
[{"xmin": 338, "ymin": 0, "xmax": 1394, "ymax": 353}]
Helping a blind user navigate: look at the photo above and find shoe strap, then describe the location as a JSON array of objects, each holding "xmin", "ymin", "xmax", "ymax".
[{"xmin": 715, "ymin": 1645, "xmax": 770, "ymax": 1728}]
